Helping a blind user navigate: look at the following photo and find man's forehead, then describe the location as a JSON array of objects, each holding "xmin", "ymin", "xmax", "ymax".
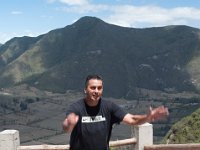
[{"xmin": 88, "ymin": 79, "xmax": 103, "ymax": 85}]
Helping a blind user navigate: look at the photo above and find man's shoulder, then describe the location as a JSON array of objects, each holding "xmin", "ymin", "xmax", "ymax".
[
  {"xmin": 70, "ymin": 98, "xmax": 84, "ymax": 106},
  {"xmin": 101, "ymin": 98, "xmax": 116, "ymax": 103},
  {"xmin": 101, "ymin": 98, "xmax": 111, "ymax": 103},
  {"xmin": 101, "ymin": 98, "xmax": 116, "ymax": 107},
  {"xmin": 101, "ymin": 98, "xmax": 126, "ymax": 117}
]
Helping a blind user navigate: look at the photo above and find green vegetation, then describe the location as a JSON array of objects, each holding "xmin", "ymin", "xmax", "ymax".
[
  {"xmin": 186, "ymin": 55, "xmax": 200, "ymax": 91},
  {"xmin": 163, "ymin": 108, "xmax": 200, "ymax": 144},
  {"xmin": 0, "ymin": 84, "xmax": 200, "ymax": 145}
]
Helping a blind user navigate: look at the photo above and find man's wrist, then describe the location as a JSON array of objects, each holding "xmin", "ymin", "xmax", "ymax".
[{"xmin": 146, "ymin": 114, "xmax": 153, "ymax": 122}]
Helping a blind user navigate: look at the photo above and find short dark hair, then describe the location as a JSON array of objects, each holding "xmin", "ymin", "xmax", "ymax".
[{"xmin": 85, "ymin": 74, "xmax": 103, "ymax": 88}]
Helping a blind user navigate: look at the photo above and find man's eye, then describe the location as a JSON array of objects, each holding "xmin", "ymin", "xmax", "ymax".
[
  {"xmin": 90, "ymin": 86, "xmax": 102, "ymax": 90},
  {"xmin": 98, "ymin": 87, "xmax": 102, "ymax": 90}
]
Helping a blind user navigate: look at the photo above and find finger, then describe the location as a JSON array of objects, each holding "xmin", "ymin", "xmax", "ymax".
[
  {"xmin": 165, "ymin": 108, "xmax": 169, "ymax": 115},
  {"xmin": 149, "ymin": 106, "xmax": 153, "ymax": 114},
  {"xmin": 75, "ymin": 115, "xmax": 79, "ymax": 123}
]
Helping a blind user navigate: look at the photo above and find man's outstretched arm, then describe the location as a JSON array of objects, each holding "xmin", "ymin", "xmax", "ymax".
[{"xmin": 122, "ymin": 106, "xmax": 169, "ymax": 125}]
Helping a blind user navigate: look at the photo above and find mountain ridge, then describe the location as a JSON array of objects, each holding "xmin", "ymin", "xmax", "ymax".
[{"xmin": 0, "ymin": 16, "xmax": 200, "ymax": 99}]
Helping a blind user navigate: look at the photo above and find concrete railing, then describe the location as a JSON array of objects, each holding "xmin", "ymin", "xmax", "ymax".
[
  {"xmin": 0, "ymin": 123, "xmax": 152, "ymax": 150},
  {"xmin": 144, "ymin": 144, "xmax": 200, "ymax": 150}
]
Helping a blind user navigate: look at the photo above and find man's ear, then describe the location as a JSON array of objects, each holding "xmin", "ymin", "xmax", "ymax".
[{"xmin": 84, "ymin": 89, "xmax": 86, "ymax": 94}]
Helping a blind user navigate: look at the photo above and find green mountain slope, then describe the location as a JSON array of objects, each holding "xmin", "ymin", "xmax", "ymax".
[
  {"xmin": 163, "ymin": 108, "xmax": 200, "ymax": 144},
  {"xmin": 0, "ymin": 16, "xmax": 200, "ymax": 99}
]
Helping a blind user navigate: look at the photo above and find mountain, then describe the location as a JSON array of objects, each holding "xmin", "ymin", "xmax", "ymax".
[
  {"xmin": 162, "ymin": 107, "xmax": 200, "ymax": 144},
  {"xmin": 0, "ymin": 16, "xmax": 200, "ymax": 99},
  {"xmin": 1, "ymin": 16, "xmax": 200, "ymax": 144}
]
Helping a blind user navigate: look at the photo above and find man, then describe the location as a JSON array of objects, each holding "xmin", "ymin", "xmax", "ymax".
[{"xmin": 63, "ymin": 74, "xmax": 169, "ymax": 150}]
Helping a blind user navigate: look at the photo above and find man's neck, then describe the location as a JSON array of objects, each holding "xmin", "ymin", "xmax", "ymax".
[{"xmin": 84, "ymin": 98, "xmax": 100, "ymax": 107}]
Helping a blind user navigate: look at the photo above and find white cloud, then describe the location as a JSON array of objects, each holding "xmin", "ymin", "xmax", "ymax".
[
  {"xmin": 59, "ymin": 3, "xmax": 108, "ymax": 14},
  {"xmin": 54, "ymin": 0, "xmax": 200, "ymax": 28},
  {"xmin": 171, "ymin": 7, "xmax": 200, "ymax": 20},
  {"xmin": 47, "ymin": 0, "xmax": 56, "ymax": 3},
  {"xmin": 53, "ymin": 0, "xmax": 108, "ymax": 13},
  {"xmin": 0, "ymin": 30, "xmax": 43, "ymax": 44},
  {"xmin": 47, "ymin": 0, "xmax": 85, "ymax": 5},
  {"xmin": 104, "ymin": 5, "xmax": 200, "ymax": 28},
  {"xmin": 0, "ymin": 32, "xmax": 12, "ymax": 44},
  {"xmin": 11, "ymin": 11, "xmax": 23, "ymax": 15},
  {"xmin": 59, "ymin": 0, "xmax": 89, "ymax": 5}
]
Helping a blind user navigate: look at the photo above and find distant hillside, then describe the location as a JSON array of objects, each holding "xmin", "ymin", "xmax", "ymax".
[
  {"xmin": 0, "ymin": 16, "xmax": 200, "ymax": 99},
  {"xmin": 162, "ymin": 107, "xmax": 200, "ymax": 144},
  {"xmin": 1, "ymin": 17, "xmax": 200, "ymax": 144}
]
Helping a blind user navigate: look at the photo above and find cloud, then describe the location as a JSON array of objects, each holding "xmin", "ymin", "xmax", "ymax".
[
  {"xmin": 54, "ymin": 0, "xmax": 200, "ymax": 28},
  {"xmin": 52, "ymin": 0, "xmax": 108, "ymax": 13},
  {"xmin": 59, "ymin": 3, "xmax": 108, "ymax": 14},
  {"xmin": 0, "ymin": 32, "xmax": 12, "ymax": 44},
  {"xmin": 49, "ymin": 0, "xmax": 89, "ymax": 5},
  {"xmin": 60, "ymin": 0, "xmax": 89, "ymax": 5},
  {"xmin": 0, "ymin": 30, "xmax": 43, "ymax": 44},
  {"xmin": 104, "ymin": 5, "xmax": 200, "ymax": 28},
  {"xmin": 47, "ymin": 0, "xmax": 56, "ymax": 3},
  {"xmin": 11, "ymin": 11, "xmax": 23, "ymax": 15}
]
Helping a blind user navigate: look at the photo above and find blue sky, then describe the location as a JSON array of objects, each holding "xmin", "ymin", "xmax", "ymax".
[{"xmin": 1, "ymin": 0, "xmax": 200, "ymax": 44}]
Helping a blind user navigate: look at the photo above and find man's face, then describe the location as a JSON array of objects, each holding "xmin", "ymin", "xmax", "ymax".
[{"xmin": 84, "ymin": 79, "xmax": 103, "ymax": 104}]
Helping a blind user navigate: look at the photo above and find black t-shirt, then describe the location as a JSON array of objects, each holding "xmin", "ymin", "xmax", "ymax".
[{"xmin": 66, "ymin": 98, "xmax": 127, "ymax": 150}]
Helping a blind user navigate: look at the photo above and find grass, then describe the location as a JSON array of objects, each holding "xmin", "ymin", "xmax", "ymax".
[{"xmin": 162, "ymin": 108, "xmax": 200, "ymax": 144}]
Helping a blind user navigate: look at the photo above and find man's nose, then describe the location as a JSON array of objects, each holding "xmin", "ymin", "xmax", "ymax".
[{"xmin": 94, "ymin": 88, "xmax": 99, "ymax": 92}]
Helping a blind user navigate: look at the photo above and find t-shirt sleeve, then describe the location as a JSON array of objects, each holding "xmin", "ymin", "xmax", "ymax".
[
  {"xmin": 110, "ymin": 102, "xmax": 127, "ymax": 123},
  {"xmin": 65, "ymin": 102, "xmax": 79, "ymax": 116}
]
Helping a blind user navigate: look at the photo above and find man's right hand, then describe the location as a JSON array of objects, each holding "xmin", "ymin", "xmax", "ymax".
[{"xmin": 63, "ymin": 113, "xmax": 79, "ymax": 133}]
